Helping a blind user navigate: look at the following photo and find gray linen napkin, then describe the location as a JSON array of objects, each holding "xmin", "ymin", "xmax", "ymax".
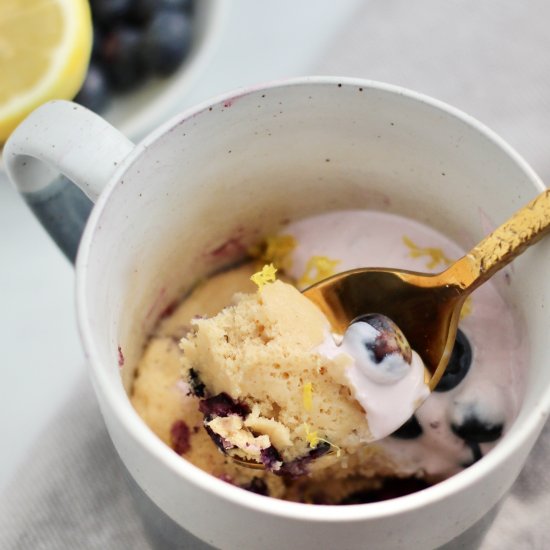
[
  {"xmin": 0, "ymin": 378, "xmax": 152, "ymax": 550},
  {"xmin": 3, "ymin": 1, "xmax": 550, "ymax": 549}
]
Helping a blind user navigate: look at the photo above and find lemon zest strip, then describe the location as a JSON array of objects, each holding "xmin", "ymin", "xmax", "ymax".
[
  {"xmin": 250, "ymin": 263, "xmax": 277, "ymax": 289},
  {"xmin": 402, "ymin": 236, "xmax": 453, "ymax": 270},
  {"xmin": 298, "ymin": 255, "xmax": 340, "ymax": 288},
  {"xmin": 303, "ymin": 423, "xmax": 320, "ymax": 448},
  {"xmin": 303, "ymin": 382, "xmax": 313, "ymax": 412}
]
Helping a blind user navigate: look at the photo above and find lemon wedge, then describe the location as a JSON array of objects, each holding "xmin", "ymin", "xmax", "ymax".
[{"xmin": 0, "ymin": 0, "xmax": 92, "ymax": 143}]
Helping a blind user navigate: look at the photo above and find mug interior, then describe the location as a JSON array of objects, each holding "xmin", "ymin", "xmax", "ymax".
[{"xmin": 78, "ymin": 79, "xmax": 550, "ymax": 542}]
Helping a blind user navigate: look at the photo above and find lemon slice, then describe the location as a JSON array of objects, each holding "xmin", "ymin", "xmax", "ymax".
[{"xmin": 0, "ymin": 0, "xmax": 92, "ymax": 143}]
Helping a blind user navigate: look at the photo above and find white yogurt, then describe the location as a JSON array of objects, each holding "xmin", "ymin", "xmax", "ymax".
[{"xmin": 316, "ymin": 320, "xmax": 430, "ymax": 441}]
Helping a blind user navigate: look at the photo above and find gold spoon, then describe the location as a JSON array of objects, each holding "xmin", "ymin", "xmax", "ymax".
[
  {"xmin": 304, "ymin": 189, "xmax": 550, "ymax": 391},
  {"xmin": 229, "ymin": 189, "xmax": 550, "ymax": 472}
]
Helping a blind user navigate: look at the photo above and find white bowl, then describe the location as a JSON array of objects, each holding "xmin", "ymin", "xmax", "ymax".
[{"xmin": 101, "ymin": 0, "xmax": 230, "ymax": 141}]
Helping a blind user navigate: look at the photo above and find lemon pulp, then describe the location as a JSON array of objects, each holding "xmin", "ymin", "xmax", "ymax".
[{"xmin": 0, "ymin": 0, "xmax": 92, "ymax": 143}]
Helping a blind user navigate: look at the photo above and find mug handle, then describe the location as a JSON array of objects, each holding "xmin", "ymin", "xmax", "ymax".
[{"xmin": 4, "ymin": 100, "xmax": 136, "ymax": 263}]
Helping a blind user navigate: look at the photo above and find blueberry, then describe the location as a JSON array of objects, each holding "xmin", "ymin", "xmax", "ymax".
[
  {"xmin": 91, "ymin": 27, "xmax": 103, "ymax": 60},
  {"xmin": 198, "ymin": 392, "xmax": 250, "ymax": 420},
  {"xmin": 259, "ymin": 446, "xmax": 283, "ymax": 472},
  {"xmin": 451, "ymin": 415, "xmax": 504, "ymax": 443},
  {"xmin": 260, "ymin": 442, "xmax": 331, "ymax": 478},
  {"xmin": 141, "ymin": 9, "xmax": 193, "ymax": 76},
  {"xmin": 280, "ymin": 441, "xmax": 331, "ymax": 478},
  {"xmin": 352, "ymin": 313, "xmax": 412, "ymax": 364},
  {"xmin": 101, "ymin": 26, "xmax": 149, "ymax": 92},
  {"xmin": 74, "ymin": 63, "xmax": 110, "ymax": 113},
  {"xmin": 170, "ymin": 419, "xmax": 191, "ymax": 455},
  {"xmin": 342, "ymin": 314, "xmax": 413, "ymax": 384},
  {"xmin": 390, "ymin": 415, "xmax": 423, "ymax": 439},
  {"xmin": 198, "ymin": 393, "xmax": 254, "ymax": 456},
  {"xmin": 188, "ymin": 368, "xmax": 206, "ymax": 397},
  {"xmin": 128, "ymin": 0, "xmax": 159, "ymax": 25},
  {"xmin": 90, "ymin": 0, "xmax": 132, "ymax": 28},
  {"xmin": 434, "ymin": 328, "xmax": 472, "ymax": 392},
  {"xmin": 339, "ymin": 477, "xmax": 430, "ymax": 504},
  {"xmin": 161, "ymin": 0, "xmax": 195, "ymax": 13},
  {"xmin": 241, "ymin": 477, "xmax": 269, "ymax": 496},
  {"xmin": 461, "ymin": 440, "xmax": 483, "ymax": 467}
]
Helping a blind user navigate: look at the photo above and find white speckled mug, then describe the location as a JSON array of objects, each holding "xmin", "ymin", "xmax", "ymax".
[{"xmin": 4, "ymin": 77, "xmax": 550, "ymax": 550}]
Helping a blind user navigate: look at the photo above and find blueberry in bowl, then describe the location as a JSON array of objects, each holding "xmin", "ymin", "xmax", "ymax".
[
  {"xmin": 75, "ymin": 0, "xmax": 227, "ymax": 139},
  {"xmin": 141, "ymin": 8, "xmax": 193, "ymax": 76},
  {"xmin": 451, "ymin": 398, "xmax": 505, "ymax": 443}
]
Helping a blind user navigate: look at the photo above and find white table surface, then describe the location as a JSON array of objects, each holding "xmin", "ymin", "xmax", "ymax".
[{"xmin": 0, "ymin": 0, "xmax": 363, "ymax": 493}]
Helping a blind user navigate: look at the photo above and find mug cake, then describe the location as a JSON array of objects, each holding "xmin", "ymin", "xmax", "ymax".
[{"xmin": 131, "ymin": 209, "xmax": 526, "ymax": 504}]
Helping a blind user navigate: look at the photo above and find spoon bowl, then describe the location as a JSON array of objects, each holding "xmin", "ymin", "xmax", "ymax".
[{"xmin": 303, "ymin": 268, "xmax": 465, "ymax": 390}]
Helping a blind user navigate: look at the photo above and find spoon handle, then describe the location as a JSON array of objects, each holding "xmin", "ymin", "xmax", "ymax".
[{"xmin": 447, "ymin": 188, "xmax": 550, "ymax": 292}]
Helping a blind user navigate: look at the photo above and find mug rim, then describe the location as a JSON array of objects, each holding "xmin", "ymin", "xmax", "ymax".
[{"xmin": 75, "ymin": 75, "xmax": 549, "ymax": 522}]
